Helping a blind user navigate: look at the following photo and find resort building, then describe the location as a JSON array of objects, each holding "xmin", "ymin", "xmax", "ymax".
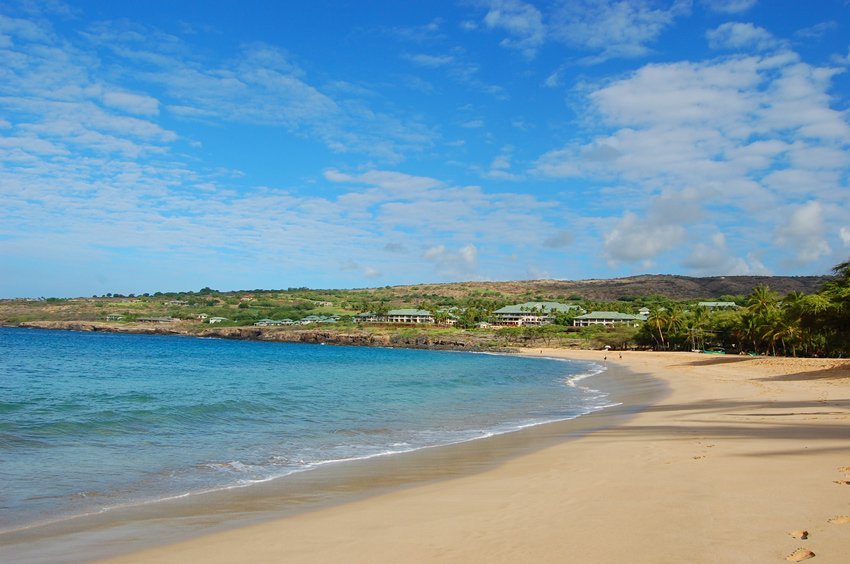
[
  {"xmin": 697, "ymin": 301, "xmax": 738, "ymax": 310},
  {"xmin": 138, "ymin": 316, "xmax": 174, "ymax": 323},
  {"xmin": 208, "ymin": 317, "xmax": 228, "ymax": 324},
  {"xmin": 572, "ymin": 311, "xmax": 645, "ymax": 327},
  {"xmin": 491, "ymin": 302, "xmax": 584, "ymax": 326},
  {"xmin": 387, "ymin": 309, "xmax": 434, "ymax": 324},
  {"xmin": 355, "ymin": 309, "xmax": 435, "ymax": 325},
  {"xmin": 300, "ymin": 315, "xmax": 339, "ymax": 325}
]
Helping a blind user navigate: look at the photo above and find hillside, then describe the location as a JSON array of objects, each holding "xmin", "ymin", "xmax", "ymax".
[
  {"xmin": 0, "ymin": 274, "xmax": 831, "ymax": 327},
  {"xmin": 357, "ymin": 275, "xmax": 829, "ymax": 302}
]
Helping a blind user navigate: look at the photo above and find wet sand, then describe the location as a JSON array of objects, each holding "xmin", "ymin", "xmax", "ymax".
[
  {"xmin": 5, "ymin": 350, "xmax": 850, "ymax": 563},
  {"xmin": 0, "ymin": 353, "xmax": 654, "ymax": 562},
  {"xmin": 97, "ymin": 350, "xmax": 850, "ymax": 563}
]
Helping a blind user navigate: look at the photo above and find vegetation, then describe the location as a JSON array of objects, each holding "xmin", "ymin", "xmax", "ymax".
[
  {"xmin": 632, "ymin": 259, "xmax": 850, "ymax": 357},
  {"xmin": 1, "ymin": 260, "xmax": 846, "ymax": 357}
]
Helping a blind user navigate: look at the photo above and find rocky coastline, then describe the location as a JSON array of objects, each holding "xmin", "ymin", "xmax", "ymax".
[{"xmin": 11, "ymin": 320, "xmax": 516, "ymax": 352}]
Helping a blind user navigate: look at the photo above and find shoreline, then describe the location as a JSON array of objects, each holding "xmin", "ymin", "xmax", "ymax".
[
  {"xmin": 0, "ymin": 349, "xmax": 656, "ymax": 562},
  {"xmin": 4, "ymin": 345, "xmax": 849, "ymax": 562},
  {"xmin": 9, "ymin": 321, "xmax": 518, "ymax": 352},
  {"xmin": 103, "ymin": 350, "xmax": 850, "ymax": 563}
]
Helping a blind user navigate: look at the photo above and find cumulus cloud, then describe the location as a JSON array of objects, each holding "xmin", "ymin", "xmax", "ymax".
[
  {"xmin": 776, "ymin": 201, "xmax": 832, "ymax": 265},
  {"xmin": 603, "ymin": 211, "xmax": 685, "ymax": 264},
  {"xmin": 706, "ymin": 22, "xmax": 780, "ymax": 51},
  {"xmin": 681, "ymin": 232, "xmax": 766, "ymax": 275},
  {"xmin": 423, "ymin": 244, "xmax": 478, "ymax": 279},
  {"xmin": 602, "ymin": 188, "xmax": 703, "ymax": 265},
  {"xmin": 535, "ymin": 48, "xmax": 849, "ymax": 268},
  {"xmin": 840, "ymin": 227, "xmax": 850, "ymax": 247}
]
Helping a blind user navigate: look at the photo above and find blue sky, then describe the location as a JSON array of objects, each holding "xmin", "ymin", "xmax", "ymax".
[{"xmin": 2, "ymin": 0, "xmax": 849, "ymax": 297}]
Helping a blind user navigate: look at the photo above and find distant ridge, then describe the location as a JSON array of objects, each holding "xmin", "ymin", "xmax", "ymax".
[{"xmin": 367, "ymin": 275, "xmax": 830, "ymax": 301}]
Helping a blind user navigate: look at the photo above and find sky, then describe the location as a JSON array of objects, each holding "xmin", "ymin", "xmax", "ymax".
[{"xmin": 1, "ymin": 0, "xmax": 849, "ymax": 297}]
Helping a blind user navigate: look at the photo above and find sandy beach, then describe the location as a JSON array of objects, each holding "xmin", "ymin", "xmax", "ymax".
[{"xmin": 94, "ymin": 350, "xmax": 850, "ymax": 564}]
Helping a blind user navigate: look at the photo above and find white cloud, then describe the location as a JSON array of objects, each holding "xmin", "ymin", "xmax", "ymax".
[
  {"xmin": 701, "ymin": 0, "xmax": 757, "ymax": 13},
  {"xmin": 80, "ymin": 22, "xmax": 436, "ymax": 161},
  {"xmin": 482, "ymin": 0, "xmax": 545, "ymax": 59},
  {"xmin": 536, "ymin": 51, "xmax": 849, "ymax": 203},
  {"xmin": 484, "ymin": 146, "xmax": 521, "ymax": 180},
  {"xmin": 706, "ymin": 22, "xmax": 780, "ymax": 51},
  {"xmin": 402, "ymin": 53, "xmax": 455, "ymax": 67},
  {"xmin": 833, "ymin": 46, "xmax": 850, "ymax": 66},
  {"xmin": 682, "ymin": 232, "xmax": 764, "ymax": 275},
  {"xmin": 795, "ymin": 21, "xmax": 838, "ymax": 40},
  {"xmin": 840, "ymin": 227, "xmax": 850, "ymax": 247},
  {"xmin": 776, "ymin": 201, "xmax": 832, "ymax": 264},
  {"xmin": 550, "ymin": 0, "xmax": 690, "ymax": 64},
  {"xmin": 102, "ymin": 90, "xmax": 160, "ymax": 116},
  {"xmin": 536, "ymin": 49, "xmax": 849, "ymax": 269},
  {"xmin": 423, "ymin": 244, "xmax": 479, "ymax": 279},
  {"xmin": 602, "ymin": 188, "xmax": 702, "ymax": 264},
  {"xmin": 603, "ymin": 211, "xmax": 685, "ymax": 264}
]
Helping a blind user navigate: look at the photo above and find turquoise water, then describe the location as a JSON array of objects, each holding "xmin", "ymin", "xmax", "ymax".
[{"xmin": 0, "ymin": 327, "xmax": 609, "ymax": 533}]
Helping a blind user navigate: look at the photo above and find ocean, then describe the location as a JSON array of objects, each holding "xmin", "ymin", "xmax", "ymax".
[{"xmin": 0, "ymin": 326, "xmax": 612, "ymax": 535}]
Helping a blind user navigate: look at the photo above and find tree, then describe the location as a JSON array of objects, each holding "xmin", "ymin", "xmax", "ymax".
[{"xmin": 645, "ymin": 307, "xmax": 669, "ymax": 350}]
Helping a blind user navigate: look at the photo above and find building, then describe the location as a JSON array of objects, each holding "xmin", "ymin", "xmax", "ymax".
[
  {"xmin": 354, "ymin": 309, "xmax": 435, "ymax": 324},
  {"xmin": 138, "ymin": 316, "xmax": 174, "ymax": 323},
  {"xmin": 300, "ymin": 315, "xmax": 339, "ymax": 325},
  {"xmin": 208, "ymin": 317, "xmax": 228, "ymax": 324},
  {"xmin": 105, "ymin": 314, "xmax": 124, "ymax": 321},
  {"xmin": 572, "ymin": 311, "xmax": 645, "ymax": 327},
  {"xmin": 697, "ymin": 301, "xmax": 738, "ymax": 310},
  {"xmin": 386, "ymin": 309, "xmax": 434, "ymax": 324},
  {"xmin": 491, "ymin": 302, "xmax": 584, "ymax": 326}
]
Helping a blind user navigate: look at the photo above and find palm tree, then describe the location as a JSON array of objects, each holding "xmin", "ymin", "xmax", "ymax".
[
  {"xmin": 646, "ymin": 307, "xmax": 669, "ymax": 350},
  {"xmin": 747, "ymin": 285, "xmax": 779, "ymax": 318},
  {"xmin": 664, "ymin": 305, "xmax": 686, "ymax": 349},
  {"xmin": 683, "ymin": 306, "xmax": 709, "ymax": 351}
]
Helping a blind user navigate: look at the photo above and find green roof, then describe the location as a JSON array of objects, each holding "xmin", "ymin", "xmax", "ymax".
[
  {"xmin": 493, "ymin": 302, "xmax": 581, "ymax": 315},
  {"xmin": 573, "ymin": 311, "xmax": 643, "ymax": 320},
  {"xmin": 387, "ymin": 309, "xmax": 433, "ymax": 316}
]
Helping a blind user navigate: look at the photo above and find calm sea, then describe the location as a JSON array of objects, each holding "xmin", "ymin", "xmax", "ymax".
[{"xmin": 0, "ymin": 327, "xmax": 611, "ymax": 533}]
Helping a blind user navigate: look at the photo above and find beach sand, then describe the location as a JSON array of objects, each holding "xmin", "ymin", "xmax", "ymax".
[{"xmin": 97, "ymin": 350, "xmax": 850, "ymax": 564}]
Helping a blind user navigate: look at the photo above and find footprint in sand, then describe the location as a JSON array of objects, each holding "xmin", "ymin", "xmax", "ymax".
[
  {"xmin": 838, "ymin": 466, "xmax": 850, "ymax": 473},
  {"xmin": 827, "ymin": 515, "xmax": 850, "ymax": 525},
  {"xmin": 789, "ymin": 530, "xmax": 809, "ymax": 540},
  {"xmin": 786, "ymin": 548, "xmax": 815, "ymax": 561},
  {"xmin": 832, "ymin": 480, "xmax": 850, "ymax": 485}
]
